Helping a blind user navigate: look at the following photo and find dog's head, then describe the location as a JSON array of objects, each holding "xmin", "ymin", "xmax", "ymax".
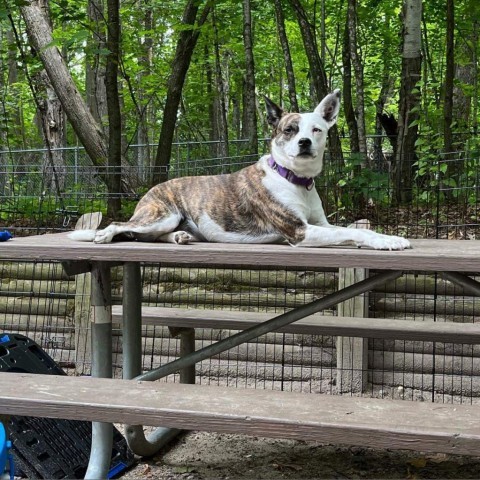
[{"xmin": 265, "ymin": 90, "xmax": 341, "ymax": 178}]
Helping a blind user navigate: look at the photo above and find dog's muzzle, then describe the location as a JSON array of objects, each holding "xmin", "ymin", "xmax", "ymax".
[{"xmin": 298, "ymin": 137, "xmax": 312, "ymax": 156}]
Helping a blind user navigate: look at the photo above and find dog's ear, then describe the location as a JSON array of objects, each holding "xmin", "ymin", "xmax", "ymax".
[
  {"xmin": 264, "ymin": 96, "xmax": 284, "ymax": 129},
  {"xmin": 314, "ymin": 89, "xmax": 341, "ymax": 128}
]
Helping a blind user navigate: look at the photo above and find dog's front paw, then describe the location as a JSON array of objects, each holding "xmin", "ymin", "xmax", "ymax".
[
  {"xmin": 94, "ymin": 228, "xmax": 114, "ymax": 244},
  {"xmin": 173, "ymin": 231, "xmax": 192, "ymax": 245},
  {"xmin": 363, "ymin": 234, "xmax": 411, "ymax": 251}
]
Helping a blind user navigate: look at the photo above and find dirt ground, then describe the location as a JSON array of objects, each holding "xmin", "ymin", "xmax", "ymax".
[{"xmin": 121, "ymin": 431, "xmax": 480, "ymax": 479}]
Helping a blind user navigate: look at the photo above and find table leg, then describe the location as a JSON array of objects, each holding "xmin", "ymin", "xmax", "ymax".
[
  {"xmin": 85, "ymin": 263, "xmax": 113, "ymax": 480},
  {"xmin": 122, "ymin": 262, "xmax": 180, "ymax": 457}
]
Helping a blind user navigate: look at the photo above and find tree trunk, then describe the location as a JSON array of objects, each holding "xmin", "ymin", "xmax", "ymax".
[
  {"xmin": 105, "ymin": 0, "xmax": 122, "ymax": 217},
  {"xmin": 347, "ymin": 0, "xmax": 366, "ymax": 157},
  {"xmin": 37, "ymin": 70, "xmax": 66, "ymax": 191},
  {"xmin": 242, "ymin": 0, "xmax": 258, "ymax": 155},
  {"xmin": 20, "ymin": 0, "xmax": 135, "ymax": 194},
  {"xmin": 393, "ymin": 0, "xmax": 422, "ymax": 205},
  {"xmin": 28, "ymin": 0, "xmax": 66, "ymax": 192},
  {"xmin": 273, "ymin": 0, "xmax": 298, "ymax": 112},
  {"xmin": 152, "ymin": 1, "xmax": 211, "ymax": 185},
  {"xmin": 211, "ymin": 7, "xmax": 229, "ymax": 160},
  {"xmin": 374, "ymin": 12, "xmax": 395, "ymax": 172},
  {"xmin": 444, "ymin": 0, "xmax": 454, "ymax": 156},
  {"xmin": 6, "ymin": 28, "xmax": 24, "ymax": 148},
  {"xmin": 287, "ymin": 0, "xmax": 343, "ymax": 165},
  {"xmin": 136, "ymin": 0, "xmax": 153, "ymax": 181},
  {"xmin": 342, "ymin": 12, "xmax": 359, "ymax": 153},
  {"xmin": 86, "ymin": 0, "xmax": 108, "ymax": 132}
]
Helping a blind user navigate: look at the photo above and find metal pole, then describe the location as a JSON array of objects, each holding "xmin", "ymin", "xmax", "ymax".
[
  {"xmin": 136, "ymin": 270, "xmax": 403, "ymax": 382},
  {"xmin": 122, "ymin": 262, "xmax": 181, "ymax": 457},
  {"xmin": 440, "ymin": 271, "xmax": 480, "ymax": 297},
  {"xmin": 85, "ymin": 263, "xmax": 113, "ymax": 480}
]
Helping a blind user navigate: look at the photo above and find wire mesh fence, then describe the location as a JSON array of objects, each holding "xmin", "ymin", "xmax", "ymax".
[{"xmin": 0, "ymin": 138, "xmax": 479, "ymax": 406}]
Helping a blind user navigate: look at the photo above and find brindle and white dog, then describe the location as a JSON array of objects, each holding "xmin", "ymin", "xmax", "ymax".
[{"xmin": 69, "ymin": 90, "xmax": 410, "ymax": 250}]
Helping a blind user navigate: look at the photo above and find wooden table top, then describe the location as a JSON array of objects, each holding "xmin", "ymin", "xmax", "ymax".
[{"xmin": 0, "ymin": 232, "xmax": 478, "ymax": 272}]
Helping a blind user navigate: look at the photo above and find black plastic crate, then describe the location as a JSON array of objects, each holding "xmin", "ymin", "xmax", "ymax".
[{"xmin": 0, "ymin": 333, "xmax": 135, "ymax": 479}]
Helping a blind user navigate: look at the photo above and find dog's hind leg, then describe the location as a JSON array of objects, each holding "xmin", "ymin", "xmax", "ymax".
[
  {"xmin": 158, "ymin": 231, "xmax": 198, "ymax": 245},
  {"xmin": 94, "ymin": 213, "xmax": 185, "ymax": 244}
]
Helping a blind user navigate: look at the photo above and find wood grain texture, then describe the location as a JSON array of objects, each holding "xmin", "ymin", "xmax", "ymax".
[
  {"xmin": 0, "ymin": 372, "xmax": 479, "ymax": 455},
  {"xmin": 2, "ymin": 233, "xmax": 480, "ymax": 272},
  {"xmin": 113, "ymin": 306, "xmax": 480, "ymax": 344}
]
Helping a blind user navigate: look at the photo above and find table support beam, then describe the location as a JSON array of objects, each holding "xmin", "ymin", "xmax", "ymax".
[{"xmin": 440, "ymin": 271, "xmax": 480, "ymax": 297}]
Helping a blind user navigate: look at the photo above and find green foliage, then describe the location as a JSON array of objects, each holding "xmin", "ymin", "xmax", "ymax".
[
  {"xmin": 335, "ymin": 154, "xmax": 391, "ymax": 209},
  {"xmin": 0, "ymin": 0, "xmax": 477, "ymax": 210}
]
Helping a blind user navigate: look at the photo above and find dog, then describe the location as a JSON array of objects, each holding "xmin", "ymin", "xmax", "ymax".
[{"xmin": 69, "ymin": 90, "xmax": 410, "ymax": 250}]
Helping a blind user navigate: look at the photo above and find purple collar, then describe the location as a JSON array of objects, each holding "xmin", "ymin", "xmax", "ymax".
[{"xmin": 268, "ymin": 157, "xmax": 314, "ymax": 190}]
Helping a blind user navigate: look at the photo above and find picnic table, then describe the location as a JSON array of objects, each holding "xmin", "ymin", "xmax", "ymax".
[{"xmin": 0, "ymin": 233, "xmax": 479, "ymax": 479}]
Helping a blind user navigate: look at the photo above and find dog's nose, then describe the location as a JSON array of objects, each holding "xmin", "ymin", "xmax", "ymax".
[{"xmin": 298, "ymin": 138, "xmax": 312, "ymax": 147}]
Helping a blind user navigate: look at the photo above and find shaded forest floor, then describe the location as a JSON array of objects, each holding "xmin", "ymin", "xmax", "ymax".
[{"xmin": 121, "ymin": 431, "xmax": 480, "ymax": 479}]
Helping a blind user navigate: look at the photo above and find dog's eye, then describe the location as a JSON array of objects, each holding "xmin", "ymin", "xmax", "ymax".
[
  {"xmin": 283, "ymin": 127, "xmax": 293, "ymax": 134},
  {"xmin": 313, "ymin": 127, "xmax": 322, "ymax": 133}
]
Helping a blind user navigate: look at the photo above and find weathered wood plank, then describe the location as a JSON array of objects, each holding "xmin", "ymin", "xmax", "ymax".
[
  {"xmin": 336, "ymin": 267, "xmax": 368, "ymax": 393},
  {"xmin": 114, "ymin": 306, "xmax": 480, "ymax": 344},
  {"xmin": 2, "ymin": 234, "xmax": 480, "ymax": 272},
  {"xmin": 0, "ymin": 372, "xmax": 479, "ymax": 456}
]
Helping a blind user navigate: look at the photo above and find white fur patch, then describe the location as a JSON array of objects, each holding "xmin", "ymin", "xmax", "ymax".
[
  {"xmin": 68, "ymin": 230, "xmax": 96, "ymax": 242},
  {"xmin": 198, "ymin": 212, "xmax": 281, "ymax": 244}
]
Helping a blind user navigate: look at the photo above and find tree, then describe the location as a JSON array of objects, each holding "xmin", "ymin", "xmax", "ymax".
[
  {"xmin": 393, "ymin": 0, "xmax": 423, "ymax": 204},
  {"xmin": 86, "ymin": 0, "xmax": 107, "ymax": 131},
  {"xmin": 273, "ymin": 0, "xmax": 298, "ymax": 112},
  {"xmin": 346, "ymin": 0, "xmax": 366, "ymax": 157},
  {"xmin": 20, "ymin": 1, "xmax": 107, "ymax": 165},
  {"xmin": 242, "ymin": 0, "xmax": 258, "ymax": 155},
  {"xmin": 287, "ymin": 0, "xmax": 343, "ymax": 164},
  {"xmin": 342, "ymin": 6, "xmax": 359, "ymax": 153},
  {"xmin": 209, "ymin": 5, "xmax": 229, "ymax": 160},
  {"xmin": 152, "ymin": 0, "xmax": 211, "ymax": 185},
  {"xmin": 444, "ymin": 0, "xmax": 455, "ymax": 154},
  {"xmin": 105, "ymin": 0, "xmax": 122, "ymax": 216}
]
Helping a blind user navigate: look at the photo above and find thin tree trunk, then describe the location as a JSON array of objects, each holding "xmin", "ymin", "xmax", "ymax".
[
  {"xmin": 393, "ymin": 0, "xmax": 422, "ymax": 205},
  {"xmin": 37, "ymin": 70, "xmax": 66, "ymax": 191},
  {"xmin": 374, "ymin": 12, "xmax": 395, "ymax": 172},
  {"xmin": 212, "ymin": 7, "xmax": 229, "ymax": 160},
  {"xmin": 342, "ymin": 12, "xmax": 359, "ymax": 153},
  {"xmin": 137, "ymin": 0, "xmax": 153, "ymax": 181},
  {"xmin": 287, "ymin": 0, "xmax": 343, "ymax": 165},
  {"xmin": 153, "ymin": 1, "xmax": 211, "ymax": 185},
  {"xmin": 444, "ymin": 0, "xmax": 454, "ymax": 156},
  {"xmin": 6, "ymin": 29, "xmax": 24, "ymax": 147},
  {"xmin": 105, "ymin": 0, "xmax": 122, "ymax": 217},
  {"xmin": 86, "ymin": 0, "xmax": 107, "ymax": 131},
  {"xmin": 347, "ymin": 0, "xmax": 366, "ymax": 157},
  {"xmin": 273, "ymin": 0, "xmax": 298, "ymax": 112},
  {"xmin": 242, "ymin": 0, "xmax": 258, "ymax": 155}
]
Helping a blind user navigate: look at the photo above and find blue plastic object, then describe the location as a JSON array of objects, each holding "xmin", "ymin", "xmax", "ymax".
[
  {"xmin": 0, "ymin": 423, "xmax": 14, "ymax": 480},
  {"xmin": 0, "ymin": 423, "xmax": 6, "ymax": 473},
  {"xmin": 0, "ymin": 231, "xmax": 12, "ymax": 242}
]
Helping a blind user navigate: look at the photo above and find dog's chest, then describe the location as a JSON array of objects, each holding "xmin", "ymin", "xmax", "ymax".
[{"xmin": 261, "ymin": 168, "xmax": 315, "ymax": 221}]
